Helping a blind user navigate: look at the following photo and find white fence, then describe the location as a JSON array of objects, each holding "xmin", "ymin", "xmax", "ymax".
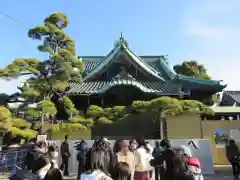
[{"xmin": 49, "ymin": 139, "xmax": 214, "ymax": 176}]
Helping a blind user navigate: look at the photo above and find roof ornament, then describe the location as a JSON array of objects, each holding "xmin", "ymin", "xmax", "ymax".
[
  {"xmin": 163, "ymin": 55, "xmax": 169, "ymax": 65},
  {"xmin": 114, "ymin": 32, "xmax": 129, "ymax": 48}
]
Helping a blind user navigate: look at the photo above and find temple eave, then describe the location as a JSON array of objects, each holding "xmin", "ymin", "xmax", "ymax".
[{"xmin": 66, "ymin": 80, "xmax": 185, "ymax": 96}]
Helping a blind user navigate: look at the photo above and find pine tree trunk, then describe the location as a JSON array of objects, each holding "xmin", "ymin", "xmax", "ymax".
[
  {"xmin": 159, "ymin": 114, "xmax": 163, "ymax": 139},
  {"xmin": 40, "ymin": 113, "xmax": 44, "ymax": 135}
]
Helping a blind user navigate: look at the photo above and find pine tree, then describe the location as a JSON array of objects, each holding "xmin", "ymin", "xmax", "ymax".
[{"xmin": 0, "ymin": 13, "xmax": 84, "ymax": 134}]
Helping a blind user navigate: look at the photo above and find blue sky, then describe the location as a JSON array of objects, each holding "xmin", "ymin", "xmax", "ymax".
[{"xmin": 0, "ymin": 0, "xmax": 240, "ymax": 94}]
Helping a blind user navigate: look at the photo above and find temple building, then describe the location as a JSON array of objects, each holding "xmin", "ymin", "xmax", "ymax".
[
  {"xmin": 67, "ymin": 35, "xmax": 226, "ymax": 110},
  {"xmin": 205, "ymin": 91, "xmax": 240, "ymax": 120},
  {"xmin": 64, "ymin": 34, "xmax": 226, "ymax": 113}
]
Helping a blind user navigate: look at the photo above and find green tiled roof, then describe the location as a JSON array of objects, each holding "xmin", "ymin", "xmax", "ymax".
[
  {"xmin": 82, "ymin": 43, "xmax": 166, "ymax": 81},
  {"xmin": 76, "ymin": 35, "xmax": 227, "ymax": 94},
  {"xmin": 83, "ymin": 58, "xmax": 162, "ymax": 72},
  {"xmin": 67, "ymin": 80, "xmax": 184, "ymax": 95}
]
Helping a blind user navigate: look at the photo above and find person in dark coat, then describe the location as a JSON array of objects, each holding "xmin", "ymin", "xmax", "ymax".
[
  {"xmin": 226, "ymin": 139, "xmax": 240, "ymax": 178},
  {"xmin": 60, "ymin": 135, "xmax": 71, "ymax": 176},
  {"xmin": 152, "ymin": 141, "xmax": 163, "ymax": 180},
  {"xmin": 11, "ymin": 155, "xmax": 51, "ymax": 180},
  {"xmin": 76, "ymin": 140, "xmax": 88, "ymax": 179},
  {"xmin": 25, "ymin": 141, "xmax": 48, "ymax": 171}
]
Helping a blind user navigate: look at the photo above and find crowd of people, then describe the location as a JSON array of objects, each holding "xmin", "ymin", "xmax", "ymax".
[{"xmin": 10, "ymin": 135, "xmax": 205, "ymax": 180}]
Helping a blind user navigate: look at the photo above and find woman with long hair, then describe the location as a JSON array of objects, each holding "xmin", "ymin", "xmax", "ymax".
[
  {"xmin": 112, "ymin": 162, "xmax": 131, "ymax": 180},
  {"xmin": 134, "ymin": 138, "xmax": 151, "ymax": 180},
  {"xmin": 80, "ymin": 137, "xmax": 114, "ymax": 180}
]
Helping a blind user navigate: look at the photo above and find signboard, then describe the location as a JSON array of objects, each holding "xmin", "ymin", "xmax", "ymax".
[
  {"xmin": 188, "ymin": 140, "xmax": 199, "ymax": 149},
  {"xmin": 37, "ymin": 135, "xmax": 47, "ymax": 143},
  {"xmin": 214, "ymin": 129, "xmax": 228, "ymax": 148}
]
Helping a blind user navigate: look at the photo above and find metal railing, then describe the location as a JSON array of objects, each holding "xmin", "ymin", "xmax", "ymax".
[{"xmin": 0, "ymin": 149, "xmax": 27, "ymax": 178}]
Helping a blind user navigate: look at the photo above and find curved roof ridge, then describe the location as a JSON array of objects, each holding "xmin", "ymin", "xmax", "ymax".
[
  {"xmin": 156, "ymin": 57, "xmax": 176, "ymax": 80},
  {"xmin": 123, "ymin": 44, "xmax": 163, "ymax": 75},
  {"xmin": 83, "ymin": 44, "xmax": 165, "ymax": 81},
  {"xmin": 178, "ymin": 74, "xmax": 225, "ymax": 85}
]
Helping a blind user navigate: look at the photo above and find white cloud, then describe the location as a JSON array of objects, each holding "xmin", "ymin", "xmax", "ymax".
[{"xmin": 183, "ymin": 0, "xmax": 240, "ymax": 90}]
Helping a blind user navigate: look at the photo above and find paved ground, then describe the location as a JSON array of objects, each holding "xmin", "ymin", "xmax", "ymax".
[
  {"xmin": 0, "ymin": 167, "xmax": 235, "ymax": 180},
  {"xmin": 205, "ymin": 167, "xmax": 233, "ymax": 180}
]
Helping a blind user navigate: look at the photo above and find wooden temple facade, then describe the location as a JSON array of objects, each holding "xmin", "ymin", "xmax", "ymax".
[{"xmin": 63, "ymin": 34, "xmax": 226, "ymax": 116}]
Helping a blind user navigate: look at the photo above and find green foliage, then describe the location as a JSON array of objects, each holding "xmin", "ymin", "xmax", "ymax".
[
  {"xmin": 61, "ymin": 96, "xmax": 78, "ymax": 118},
  {"xmin": 0, "ymin": 12, "xmax": 83, "ymax": 131},
  {"xmin": 26, "ymin": 108, "xmax": 40, "ymax": 117},
  {"xmin": 111, "ymin": 106, "xmax": 126, "ymax": 119},
  {"xmin": 12, "ymin": 118, "xmax": 31, "ymax": 128},
  {"xmin": 149, "ymin": 97, "xmax": 182, "ymax": 115},
  {"xmin": 132, "ymin": 100, "xmax": 150, "ymax": 112},
  {"xmin": 102, "ymin": 108, "xmax": 112, "ymax": 117},
  {"xmin": 173, "ymin": 60, "xmax": 211, "ymax": 80},
  {"xmin": 10, "ymin": 127, "xmax": 37, "ymax": 138},
  {"xmin": 86, "ymin": 105, "xmax": 103, "ymax": 118},
  {"xmin": 0, "ymin": 106, "xmax": 37, "ymax": 138},
  {"xmin": 37, "ymin": 100, "xmax": 57, "ymax": 116},
  {"xmin": 97, "ymin": 117, "xmax": 113, "ymax": 124},
  {"xmin": 71, "ymin": 116, "xmax": 93, "ymax": 126},
  {"xmin": 0, "ymin": 106, "xmax": 12, "ymax": 129},
  {"xmin": 52, "ymin": 122, "xmax": 87, "ymax": 132},
  {"xmin": 69, "ymin": 123, "xmax": 87, "ymax": 131},
  {"xmin": 173, "ymin": 60, "xmax": 217, "ymax": 105},
  {"xmin": 131, "ymin": 97, "xmax": 214, "ymax": 119}
]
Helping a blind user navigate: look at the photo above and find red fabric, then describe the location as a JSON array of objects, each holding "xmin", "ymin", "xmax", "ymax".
[
  {"xmin": 187, "ymin": 157, "xmax": 201, "ymax": 168},
  {"xmin": 134, "ymin": 171, "xmax": 150, "ymax": 180}
]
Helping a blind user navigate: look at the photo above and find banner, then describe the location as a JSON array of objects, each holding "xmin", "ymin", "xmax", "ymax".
[{"xmin": 214, "ymin": 129, "xmax": 228, "ymax": 148}]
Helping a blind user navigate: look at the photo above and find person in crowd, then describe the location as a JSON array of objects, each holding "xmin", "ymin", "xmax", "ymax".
[
  {"xmin": 179, "ymin": 145, "xmax": 203, "ymax": 180},
  {"xmin": 11, "ymin": 155, "xmax": 52, "ymax": 180},
  {"xmin": 81, "ymin": 138, "xmax": 113, "ymax": 180},
  {"xmin": 113, "ymin": 140, "xmax": 122, "ymax": 153},
  {"xmin": 76, "ymin": 140, "xmax": 88, "ymax": 179},
  {"xmin": 160, "ymin": 139, "xmax": 177, "ymax": 180},
  {"xmin": 43, "ymin": 168, "xmax": 63, "ymax": 180},
  {"xmin": 112, "ymin": 162, "xmax": 131, "ymax": 180},
  {"xmin": 226, "ymin": 139, "xmax": 240, "ymax": 179},
  {"xmin": 116, "ymin": 140, "xmax": 135, "ymax": 180},
  {"xmin": 48, "ymin": 143, "xmax": 59, "ymax": 169},
  {"xmin": 98, "ymin": 137, "xmax": 116, "ymax": 176},
  {"xmin": 145, "ymin": 142, "xmax": 154, "ymax": 179},
  {"xmin": 152, "ymin": 141, "xmax": 163, "ymax": 180},
  {"xmin": 134, "ymin": 138, "xmax": 151, "ymax": 180},
  {"xmin": 129, "ymin": 140, "xmax": 137, "ymax": 152},
  {"xmin": 25, "ymin": 140, "xmax": 48, "ymax": 171},
  {"xmin": 32, "ymin": 155, "xmax": 52, "ymax": 180},
  {"xmin": 60, "ymin": 135, "xmax": 71, "ymax": 176},
  {"xmin": 173, "ymin": 151, "xmax": 195, "ymax": 180}
]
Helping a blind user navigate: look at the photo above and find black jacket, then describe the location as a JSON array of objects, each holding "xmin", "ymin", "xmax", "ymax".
[
  {"xmin": 10, "ymin": 171, "xmax": 39, "ymax": 180},
  {"xmin": 25, "ymin": 148, "xmax": 46, "ymax": 171}
]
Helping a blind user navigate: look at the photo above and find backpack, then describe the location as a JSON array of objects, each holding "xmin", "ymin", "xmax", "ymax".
[{"xmin": 186, "ymin": 158, "xmax": 203, "ymax": 180}]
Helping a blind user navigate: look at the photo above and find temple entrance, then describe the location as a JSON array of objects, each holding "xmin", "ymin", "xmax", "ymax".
[{"xmin": 103, "ymin": 85, "xmax": 148, "ymax": 107}]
